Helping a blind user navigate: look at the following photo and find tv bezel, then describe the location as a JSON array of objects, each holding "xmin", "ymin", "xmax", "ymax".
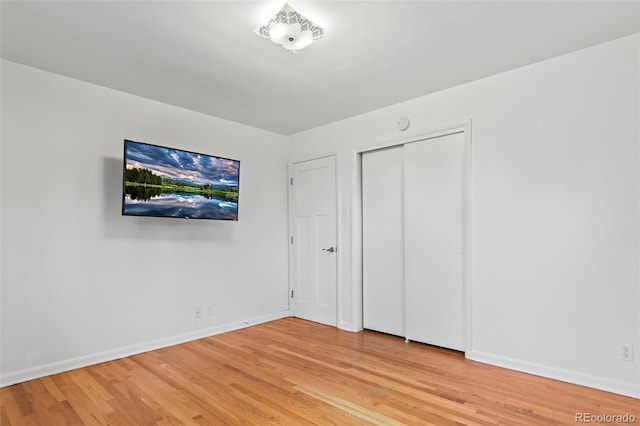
[{"xmin": 121, "ymin": 139, "xmax": 240, "ymax": 221}]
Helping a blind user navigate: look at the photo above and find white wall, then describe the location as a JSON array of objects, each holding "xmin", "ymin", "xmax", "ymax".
[
  {"xmin": 0, "ymin": 60, "xmax": 290, "ymax": 386},
  {"xmin": 289, "ymin": 34, "xmax": 640, "ymax": 397}
]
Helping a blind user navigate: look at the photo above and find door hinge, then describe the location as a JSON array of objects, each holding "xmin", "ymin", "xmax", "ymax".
[
  {"xmin": 291, "ymin": 236, "xmax": 293, "ymax": 244},
  {"xmin": 290, "ymin": 177, "xmax": 293, "ymax": 186},
  {"xmin": 291, "ymin": 290, "xmax": 294, "ymax": 298}
]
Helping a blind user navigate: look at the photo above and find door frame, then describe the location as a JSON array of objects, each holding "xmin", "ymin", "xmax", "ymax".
[
  {"xmin": 353, "ymin": 121, "xmax": 473, "ymax": 353},
  {"xmin": 287, "ymin": 155, "xmax": 340, "ymax": 325}
]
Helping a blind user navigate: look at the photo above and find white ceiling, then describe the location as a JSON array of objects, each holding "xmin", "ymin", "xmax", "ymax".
[{"xmin": 2, "ymin": 0, "xmax": 639, "ymax": 135}]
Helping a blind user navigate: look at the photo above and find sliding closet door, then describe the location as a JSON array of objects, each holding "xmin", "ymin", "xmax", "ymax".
[
  {"xmin": 404, "ymin": 132, "xmax": 465, "ymax": 351},
  {"xmin": 362, "ymin": 146, "xmax": 404, "ymax": 336}
]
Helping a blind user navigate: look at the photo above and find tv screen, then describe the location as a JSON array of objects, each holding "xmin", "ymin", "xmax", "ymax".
[{"xmin": 122, "ymin": 140, "xmax": 240, "ymax": 220}]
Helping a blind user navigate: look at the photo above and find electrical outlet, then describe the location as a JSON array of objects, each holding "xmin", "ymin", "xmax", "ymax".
[
  {"xmin": 207, "ymin": 304, "xmax": 214, "ymax": 316},
  {"xmin": 194, "ymin": 307, "xmax": 202, "ymax": 319},
  {"xmin": 621, "ymin": 345, "xmax": 634, "ymax": 362}
]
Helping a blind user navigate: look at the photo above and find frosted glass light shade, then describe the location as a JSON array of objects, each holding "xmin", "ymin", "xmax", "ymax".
[{"xmin": 254, "ymin": 3, "xmax": 323, "ymax": 52}]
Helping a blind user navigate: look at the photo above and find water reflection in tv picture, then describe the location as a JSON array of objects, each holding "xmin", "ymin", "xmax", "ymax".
[{"xmin": 124, "ymin": 192, "xmax": 238, "ymax": 220}]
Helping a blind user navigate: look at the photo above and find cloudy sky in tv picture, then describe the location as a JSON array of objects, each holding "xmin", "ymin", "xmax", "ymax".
[{"xmin": 125, "ymin": 141, "xmax": 239, "ymax": 187}]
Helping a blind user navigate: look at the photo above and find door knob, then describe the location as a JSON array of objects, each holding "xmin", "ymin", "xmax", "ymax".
[{"xmin": 322, "ymin": 247, "xmax": 335, "ymax": 253}]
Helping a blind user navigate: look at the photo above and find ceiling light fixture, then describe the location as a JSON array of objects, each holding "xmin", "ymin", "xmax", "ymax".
[{"xmin": 254, "ymin": 3, "xmax": 324, "ymax": 53}]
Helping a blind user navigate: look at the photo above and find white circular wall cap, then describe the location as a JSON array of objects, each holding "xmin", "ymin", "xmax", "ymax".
[{"xmin": 397, "ymin": 117, "xmax": 410, "ymax": 131}]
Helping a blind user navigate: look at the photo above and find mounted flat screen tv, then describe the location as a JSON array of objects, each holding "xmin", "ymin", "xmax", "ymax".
[{"xmin": 122, "ymin": 140, "xmax": 240, "ymax": 220}]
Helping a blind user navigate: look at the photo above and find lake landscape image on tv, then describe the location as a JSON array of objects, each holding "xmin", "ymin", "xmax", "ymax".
[{"xmin": 122, "ymin": 140, "xmax": 240, "ymax": 220}]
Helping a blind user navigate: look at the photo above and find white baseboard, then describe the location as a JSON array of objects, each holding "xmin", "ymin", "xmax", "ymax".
[
  {"xmin": 468, "ymin": 350, "xmax": 640, "ymax": 399},
  {"xmin": 0, "ymin": 310, "xmax": 291, "ymax": 388},
  {"xmin": 337, "ymin": 321, "xmax": 358, "ymax": 332}
]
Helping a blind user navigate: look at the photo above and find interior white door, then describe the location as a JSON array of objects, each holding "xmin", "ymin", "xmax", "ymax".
[
  {"xmin": 404, "ymin": 132, "xmax": 465, "ymax": 351},
  {"xmin": 362, "ymin": 146, "xmax": 405, "ymax": 336},
  {"xmin": 291, "ymin": 157, "xmax": 337, "ymax": 326}
]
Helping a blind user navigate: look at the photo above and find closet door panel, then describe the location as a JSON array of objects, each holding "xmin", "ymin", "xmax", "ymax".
[
  {"xmin": 362, "ymin": 146, "xmax": 404, "ymax": 336},
  {"xmin": 404, "ymin": 132, "xmax": 465, "ymax": 350}
]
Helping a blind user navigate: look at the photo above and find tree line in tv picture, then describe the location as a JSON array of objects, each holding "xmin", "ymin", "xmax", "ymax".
[{"xmin": 124, "ymin": 167, "xmax": 238, "ymax": 202}]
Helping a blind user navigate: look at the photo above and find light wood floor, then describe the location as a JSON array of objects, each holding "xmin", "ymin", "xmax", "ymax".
[{"xmin": 1, "ymin": 318, "xmax": 638, "ymax": 425}]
